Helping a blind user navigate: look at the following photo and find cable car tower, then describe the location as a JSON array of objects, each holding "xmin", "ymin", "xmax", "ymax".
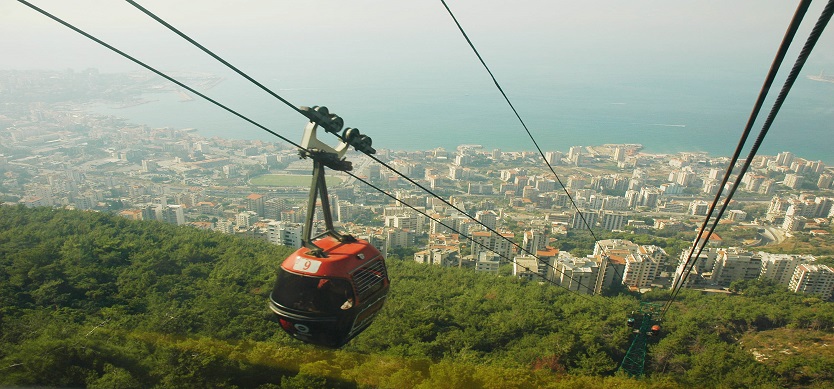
[
  {"xmin": 619, "ymin": 302, "xmax": 663, "ymax": 377},
  {"xmin": 268, "ymin": 106, "xmax": 389, "ymax": 348}
]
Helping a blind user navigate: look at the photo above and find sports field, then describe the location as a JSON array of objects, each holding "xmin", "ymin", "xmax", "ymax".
[{"xmin": 250, "ymin": 174, "xmax": 343, "ymax": 187}]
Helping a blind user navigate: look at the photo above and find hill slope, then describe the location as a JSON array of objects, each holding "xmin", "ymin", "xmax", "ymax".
[{"xmin": 1, "ymin": 206, "xmax": 833, "ymax": 388}]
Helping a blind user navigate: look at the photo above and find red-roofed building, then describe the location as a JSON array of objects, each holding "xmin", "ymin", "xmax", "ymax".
[{"xmin": 246, "ymin": 193, "xmax": 265, "ymax": 217}]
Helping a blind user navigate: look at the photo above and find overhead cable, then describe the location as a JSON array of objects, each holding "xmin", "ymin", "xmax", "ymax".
[
  {"xmin": 663, "ymin": 0, "xmax": 832, "ymax": 318},
  {"xmin": 125, "ymin": 0, "xmax": 306, "ymax": 117},
  {"xmin": 18, "ymin": 0, "xmax": 603, "ymax": 302},
  {"xmin": 15, "ymin": 0, "xmax": 306, "ymax": 152},
  {"xmin": 125, "ymin": 0, "xmax": 603, "ymax": 295},
  {"xmin": 438, "ymin": 0, "xmax": 622, "ymax": 281}
]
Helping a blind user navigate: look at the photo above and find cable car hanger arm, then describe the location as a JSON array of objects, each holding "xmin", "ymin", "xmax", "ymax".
[{"xmin": 299, "ymin": 106, "xmax": 378, "ymax": 256}]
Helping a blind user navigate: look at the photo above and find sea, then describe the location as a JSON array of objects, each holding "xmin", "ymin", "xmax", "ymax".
[{"xmin": 91, "ymin": 71, "xmax": 834, "ymax": 164}]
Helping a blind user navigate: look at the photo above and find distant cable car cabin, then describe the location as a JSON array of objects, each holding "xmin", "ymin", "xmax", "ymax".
[{"xmin": 268, "ymin": 107, "xmax": 389, "ymax": 348}]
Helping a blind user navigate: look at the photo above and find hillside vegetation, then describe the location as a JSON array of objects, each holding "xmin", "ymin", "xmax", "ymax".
[{"xmin": 1, "ymin": 206, "xmax": 833, "ymax": 388}]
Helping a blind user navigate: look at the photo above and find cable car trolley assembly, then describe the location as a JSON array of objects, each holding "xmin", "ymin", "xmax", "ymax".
[
  {"xmin": 619, "ymin": 302, "xmax": 663, "ymax": 377},
  {"xmin": 269, "ymin": 106, "xmax": 389, "ymax": 348}
]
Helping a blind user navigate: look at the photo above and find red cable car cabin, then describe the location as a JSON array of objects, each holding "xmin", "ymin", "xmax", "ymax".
[
  {"xmin": 271, "ymin": 106, "xmax": 389, "ymax": 347},
  {"xmin": 269, "ymin": 236, "xmax": 389, "ymax": 348}
]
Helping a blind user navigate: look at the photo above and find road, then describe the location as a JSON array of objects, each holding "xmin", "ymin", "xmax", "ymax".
[
  {"xmin": 341, "ymin": 154, "xmax": 373, "ymax": 186},
  {"xmin": 758, "ymin": 225, "xmax": 787, "ymax": 246}
]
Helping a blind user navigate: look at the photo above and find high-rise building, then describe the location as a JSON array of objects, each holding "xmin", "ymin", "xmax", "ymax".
[
  {"xmin": 475, "ymin": 252, "xmax": 501, "ymax": 273},
  {"xmin": 267, "ymin": 221, "xmax": 303, "ymax": 248},
  {"xmin": 817, "ymin": 174, "xmax": 833, "ymax": 189},
  {"xmin": 639, "ymin": 187, "xmax": 660, "ymax": 208},
  {"xmin": 475, "ymin": 210, "xmax": 499, "ymax": 230},
  {"xmin": 622, "ymin": 252, "xmax": 661, "ymax": 289},
  {"xmin": 265, "ymin": 197, "xmax": 287, "ymax": 220},
  {"xmin": 471, "ymin": 231, "xmax": 514, "ymax": 260},
  {"xmin": 545, "ymin": 151, "xmax": 562, "ymax": 165},
  {"xmin": 522, "ymin": 229, "xmax": 547, "ymax": 254},
  {"xmin": 414, "ymin": 248, "xmax": 459, "ymax": 267},
  {"xmin": 548, "ymin": 252, "xmax": 600, "ymax": 295},
  {"xmin": 775, "ymin": 151, "xmax": 795, "ymax": 167},
  {"xmin": 571, "ymin": 210, "xmax": 598, "ymax": 230},
  {"xmin": 568, "ymin": 146, "xmax": 583, "ymax": 164},
  {"xmin": 156, "ymin": 204, "xmax": 185, "ymax": 225},
  {"xmin": 385, "ymin": 214, "xmax": 421, "ymax": 233},
  {"xmin": 567, "ymin": 175, "xmax": 587, "ymax": 189},
  {"xmin": 246, "ymin": 193, "xmax": 265, "ymax": 216},
  {"xmin": 784, "ymin": 174, "xmax": 804, "ymax": 189},
  {"xmin": 760, "ymin": 252, "xmax": 816, "ymax": 286},
  {"xmin": 710, "ymin": 248, "xmax": 762, "ymax": 287},
  {"xmin": 788, "ymin": 264, "xmax": 834, "ymax": 300},
  {"xmin": 759, "ymin": 179, "xmax": 776, "ymax": 195},
  {"xmin": 386, "ymin": 228, "xmax": 416, "ymax": 251},
  {"xmin": 689, "ymin": 200, "xmax": 709, "ymax": 216},
  {"xmin": 599, "ymin": 210, "xmax": 628, "ymax": 231},
  {"xmin": 613, "ymin": 147, "xmax": 625, "ymax": 162},
  {"xmin": 671, "ymin": 247, "xmax": 723, "ymax": 289},
  {"xmin": 236, "ymin": 211, "xmax": 260, "ymax": 228}
]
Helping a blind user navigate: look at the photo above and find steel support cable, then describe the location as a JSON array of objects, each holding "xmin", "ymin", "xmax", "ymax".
[
  {"xmin": 439, "ymin": 0, "xmax": 622, "ymax": 281},
  {"xmin": 361, "ymin": 152, "xmax": 605, "ymax": 294},
  {"xmin": 666, "ymin": 0, "xmax": 834, "ymax": 317},
  {"xmin": 18, "ymin": 0, "xmax": 604, "ymax": 302},
  {"xmin": 663, "ymin": 0, "xmax": 813, "ymax": 316},
  {"xmin": 124, "ymin": 0, "xmax": 306, "ymax": 118},
  {"xmin": 344, "ymin": 171, "xmax": 601, "ymax": 304},
  {"xmin": 662, "ymin": 0, "xmax": 832, "ymax": 319},
  {"xmin": 125, "ymin": 1, "xmax": 602, "ymax": 295},
  {"xmin": 16, "ymin": 0, "xmax": 306, "ymax": 153}
]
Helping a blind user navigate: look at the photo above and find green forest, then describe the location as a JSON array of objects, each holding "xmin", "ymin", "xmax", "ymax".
[{"xmin": 1, "ymin": 206, "xmax": 834, "ymax": 388}]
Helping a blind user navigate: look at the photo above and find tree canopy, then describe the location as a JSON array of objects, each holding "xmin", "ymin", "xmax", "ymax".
[{"xmin": 1, "ymin": 205, "xmax": 833, "ymax": 388}]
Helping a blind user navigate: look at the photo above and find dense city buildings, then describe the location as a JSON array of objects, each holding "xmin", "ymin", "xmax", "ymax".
[{"xmin": 2, "ymin": 69, "xmax": 834, "ymax": 300}]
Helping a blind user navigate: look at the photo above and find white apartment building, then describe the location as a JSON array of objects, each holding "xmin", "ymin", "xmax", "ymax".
[
  {"xmin": 571, "ymin": 210, "xmax": 598, "ymax": 230},
  {"xmin": 548, "ymin": 252, "xmax": 600, "ymax": 295},
  {"xmin": 621, "ymin": 246, "xmax": 667, "ymax": 289},
  {"xmin": 788, "ymin": 264, "xmax": 834, "ymax": 300},
  {"xmin": 471, "ymin": 231, "xmax": 514, "ymax": 261},
  {"xmin": 672, "ymin": 247, "xmax": 723, "ymax": 289},
  {"xmin": 414, "ymin": 248, "xmax": 459, "ymax": 267},
  {"xmin": 475, "ymin": 210, "xmax": 499, "ymax": 230},
  {"xmin": 759, "ymin": 252, "xmax": 816, "ymax": 286},
  {"xmin": 623, "ymin": 253, "xmax": 660, "ymax": 289},
  {"xmin": 385, "ymin": 228, "xmax": 415, "ymax": 251},
  {"xmin": 711, "ymin": 248, "xmax": 762, "ymax": 287},
  {"xmin": 599, "ymin": 211, "xmax": 628, "ymax": 231},
  {"xmin": 475, "ymin": 252, "xmax": 501, "ymax": 273},
  {"xmin": 522, "ymin": 229, "xmax": 547, "ymax": 255},
  {"xmin": 689, "ymin": 200, "xmax": 709, "ymax": 216},
  {"xmin": 514, "ymin": 255, "xmax": 546, "ymax": 281},
  {"xmin": 266, "ymin": 221, "xmax": 303, "ymax": 248},
  {"xmin": 784, "ymin": 174, "xmax": 804, "ymax": 189}
]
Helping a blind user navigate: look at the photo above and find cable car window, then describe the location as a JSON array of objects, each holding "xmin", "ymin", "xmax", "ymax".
[
  {"xmin": 273, "ymin": 268, "xmax": 355, "ymax": 314},
  {"xmin": 351, "ymin": 259, "xmax": 388, "ymax": 301}
]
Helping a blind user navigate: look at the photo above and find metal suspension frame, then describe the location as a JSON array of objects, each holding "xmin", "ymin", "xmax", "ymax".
[
  {"xmin": 301, "ymin": 157, "xmax": 354, "ymax": 257},
  {"xmin": 297, "ymin": 106, "xmax": 375, "ymax": 257}
]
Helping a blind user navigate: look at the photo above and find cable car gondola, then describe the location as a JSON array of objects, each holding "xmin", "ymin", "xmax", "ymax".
[
  {"xmin": 268, "ymin": 107, "xmax": 389, "ymax": 348},
  {"xmin": 270, "ymin": 236, "xmax": 388, "ymax": 347}
]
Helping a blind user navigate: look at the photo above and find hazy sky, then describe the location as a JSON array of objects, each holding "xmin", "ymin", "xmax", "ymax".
[
  {"xmin": 3, "ymin": 1, "xmax": 832, "ymax": 75},
  {"xmin": 2, "ymin": 1, "xmax": 833, "ymax": 159}
]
